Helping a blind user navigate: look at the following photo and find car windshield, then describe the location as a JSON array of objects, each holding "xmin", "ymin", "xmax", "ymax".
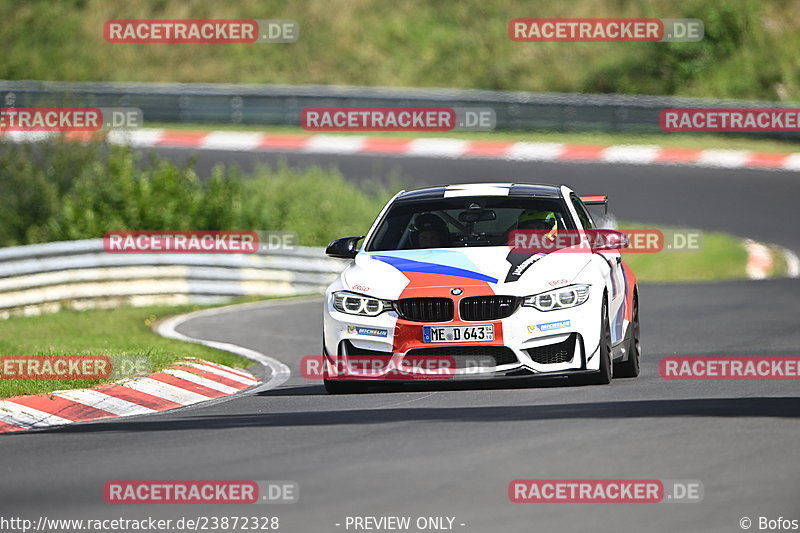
[{"xmin": 365, "ymin": 196, "xmax": 575, "ymax": 251}]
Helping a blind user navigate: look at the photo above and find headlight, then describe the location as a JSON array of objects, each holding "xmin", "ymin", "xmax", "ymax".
[
  {"xmin": 523, "ymin": 284, "xmax": 590, "ymax": 311},
  {"xmin": 332, "ymin": 291, "xmax": 393, "ymax": 317}
]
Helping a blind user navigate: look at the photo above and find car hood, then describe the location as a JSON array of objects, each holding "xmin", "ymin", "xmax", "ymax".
[{"xmin": 342, "ymin": 247, "xmax": 591, "ymax": 300}]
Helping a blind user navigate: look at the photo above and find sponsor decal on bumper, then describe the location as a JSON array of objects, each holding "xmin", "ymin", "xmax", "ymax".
[
  {"xmin": 528, "ymin": 320, "xmax": 571, "ymax": 334},
  {"xmin": 346, "ymin": 325, "xmax": 389, "ymax": 338}
]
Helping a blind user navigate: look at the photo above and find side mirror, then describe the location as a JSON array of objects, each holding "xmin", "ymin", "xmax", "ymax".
[{"xmin": 326, "ymin": 236, "xmax": 364, "ymax": 259}]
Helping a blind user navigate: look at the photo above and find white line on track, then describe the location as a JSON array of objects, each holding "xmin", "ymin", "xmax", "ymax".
[{"xmin": 156, "ymin": 298, "xmax": 299, "ymax": 393}]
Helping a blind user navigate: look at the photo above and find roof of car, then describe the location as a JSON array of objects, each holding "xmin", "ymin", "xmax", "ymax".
[{"xmin": 395, "ymin": 183, "xmax": 563, "ymax": 202}]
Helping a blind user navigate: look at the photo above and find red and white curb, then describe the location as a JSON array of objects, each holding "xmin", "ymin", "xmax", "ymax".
[
  {"xmin": 0, "ymin": 299, "xmax": 296, "ymax": 435},
  {"xmin": 4, "ymin": 129, "xmax": 800, "ymax": 171},
  {"xmin": 744, "ymin": 240, "xmax": 774, "ymax": 280},
  {"xmin": 0, "ymin": 359, "xmax": 259, "ymax": 434},
  {"xmin": 783, "ymin": 248, "xmax": 800, "ymax": 278},
  {"xmin": 743, "ymin": 240, "xmax": 800, "ymax": 280}
]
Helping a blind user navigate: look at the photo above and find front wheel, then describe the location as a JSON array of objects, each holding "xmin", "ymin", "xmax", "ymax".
[
  {"xmin": 614, "ymin": 293, "xmax": 640, "ymax": 378},
  {"xmin": 586, "ymin": 296, "xmax": 613, "ymax": 385}
]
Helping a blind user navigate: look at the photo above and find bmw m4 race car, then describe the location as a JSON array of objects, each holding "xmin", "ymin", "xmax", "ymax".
[{"xmin": 322, "ymin": 183, "xmax": 640, "ymax": 393}]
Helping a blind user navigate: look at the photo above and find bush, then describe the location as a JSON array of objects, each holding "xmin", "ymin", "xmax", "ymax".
[
  {"xmin": 0, "ymin": 138, "xmax": 393, "ymax": 247},
  {"xmin": 583, "ymin": 1, "xmax": 764, "ymax": 98}
]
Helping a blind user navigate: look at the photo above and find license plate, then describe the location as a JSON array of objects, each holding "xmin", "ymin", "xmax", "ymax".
[{"xmin": 422, "ymin": 324, "xmax": 494, "ymax": 343}]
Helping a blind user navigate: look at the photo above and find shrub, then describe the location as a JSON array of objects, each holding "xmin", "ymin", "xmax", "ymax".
[{"xmin": 0, "ymin": 138, "xmax": 393, "ymax": 247}]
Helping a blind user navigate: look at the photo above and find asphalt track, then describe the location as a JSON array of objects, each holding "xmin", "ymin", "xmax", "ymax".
[{"xmin": 2, "ymin": 148, "xmax": 799, "ymax": 533}]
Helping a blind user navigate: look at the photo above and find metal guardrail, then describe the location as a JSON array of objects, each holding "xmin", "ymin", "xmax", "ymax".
[
  {"xmin": 1, "ymin": 80, "xmax": 797, "ymax": 138},
  {"xmin": 0, "ymin": 239, "xmax": 345, "ymax": 317}
]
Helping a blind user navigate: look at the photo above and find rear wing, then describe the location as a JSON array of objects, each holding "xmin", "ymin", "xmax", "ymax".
[{"xmin": 579, "ymin": 195, "xmax": 608, "ymax": 214}]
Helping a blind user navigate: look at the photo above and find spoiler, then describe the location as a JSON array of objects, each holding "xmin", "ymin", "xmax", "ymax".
[{"xmin": 579, "ymin": 195, "xmax": 608, "ymax": 214}]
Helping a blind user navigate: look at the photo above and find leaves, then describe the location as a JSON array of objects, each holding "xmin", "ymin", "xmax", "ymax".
[{"xmin": 0, "ymin": 138, "xmax": 391, "ymax": 247}]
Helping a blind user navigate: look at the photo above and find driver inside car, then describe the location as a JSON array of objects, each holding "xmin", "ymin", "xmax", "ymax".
[
  {"xmin": 517, "ymin": 209, "xmax": 558, "ymax": 241},
  {"xmin": 412, "ymin": 213, "xmax": 450, "ymax": 248}
]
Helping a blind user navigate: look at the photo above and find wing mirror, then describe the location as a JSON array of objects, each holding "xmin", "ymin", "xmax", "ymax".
[{"xmin": 325, "ymin": 236, "xmax": 364, "ymax": 259}]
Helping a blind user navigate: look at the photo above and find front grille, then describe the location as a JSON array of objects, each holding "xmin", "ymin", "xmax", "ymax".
[
  {"xmin": 459, "ymin": 295, "xmax": 521, "ymax": 321},
  {"xmin": 525, "ymin": 334, "xmax": 577, "ymax": 365},
  {"xmin": 394, "ymin": 297, "xmax": 454, "ymax": 322},
  {"xmin": 407, "ymin": 346, "xmax": 518, "ymax": 367}
]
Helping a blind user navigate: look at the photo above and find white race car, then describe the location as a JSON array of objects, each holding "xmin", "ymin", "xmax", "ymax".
[{"xmin": 322, "ymin": 183, "xmax": 640, "ymax": 393}]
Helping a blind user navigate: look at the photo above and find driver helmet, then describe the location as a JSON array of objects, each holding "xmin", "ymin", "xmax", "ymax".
[{"xmin": 517, "ymin": 209, "xmax": 558, "ymax": 239}]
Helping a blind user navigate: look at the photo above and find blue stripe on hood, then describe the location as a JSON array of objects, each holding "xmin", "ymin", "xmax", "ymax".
[{"xmin": 371, "ymin": 254, "xmax": 498, "ymax": 284}]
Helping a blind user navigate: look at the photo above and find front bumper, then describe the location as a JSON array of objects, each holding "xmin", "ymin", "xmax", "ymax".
[{"xmin": 322, "ymin": 293, "xmax": 603, "ymax": 381}]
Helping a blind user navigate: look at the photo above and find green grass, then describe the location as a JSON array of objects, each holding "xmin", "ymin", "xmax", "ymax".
[
  {"xmin": 147, "ymin": 123, "xmax": 800, "ymax": 154},
  {"xmin": 0, "ymin": 305, "xmax": 252, "ymax": 399},
  {"xmin": 3, "ymin": 1, "xmax": 800, "ymax": 102},
  {"xmin": 619, "ymin": 222, "xmax": 749, "ymax": 282}
]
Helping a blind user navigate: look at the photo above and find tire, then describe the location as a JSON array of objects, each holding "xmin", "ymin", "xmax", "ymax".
[
  {"xmin": 586, "ymin": 296, "xmax": 613, "ymax": 385},
  {"xmin": 614, "ymin": 292, "xmax": 641, "ymax": 378}
]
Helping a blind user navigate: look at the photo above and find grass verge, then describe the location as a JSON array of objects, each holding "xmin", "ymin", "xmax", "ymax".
[
  {"xmin": 0, "ymin": 304, "xmax": 253, "ymax": 399},
  {"xmin": 619, "ymin": 222, "xmax": 749, "ymax": 282}
]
